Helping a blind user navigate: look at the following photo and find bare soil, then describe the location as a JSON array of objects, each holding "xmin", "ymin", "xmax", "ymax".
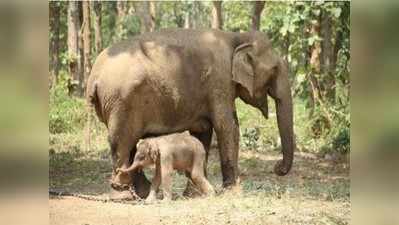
[{"xmin": 49, "ymin": 149, "xmax": 350, "ymax": 225}]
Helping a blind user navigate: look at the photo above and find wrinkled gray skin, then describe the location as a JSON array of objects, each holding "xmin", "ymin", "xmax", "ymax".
[
  {"xmin": 87, "ymin": 28, "xmax": 295, "ymax": 199},
  {"xmin": 118, "ymin": 131, "xmax": 215, "ymax": 202}
]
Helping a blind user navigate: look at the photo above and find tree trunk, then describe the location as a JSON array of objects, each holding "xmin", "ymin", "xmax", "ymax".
[
  {"xmin": 113, "ymin": 1, "xmax": 127, "ymax": 41},
  {"xmin": 83, "ymin": 1, "xmax": 92, "ymax": 152},
  {"xmin": 184, "ymin": 10, "xmax": 191, "ymax": 28},
  {"xmin": 321, "ymin": 9, "xmax": 335, "ymax": 102},
  {"xmin": 49, "ymin": 2, "xmax": 60, "ymax": 86},
  {"xmin": 173, "ymin": 3, "xmax": 184, "ymax": 27},
  {"xmin": 251, "ymin": 1, "xmax": 265, "ymax": 31},
  {"xmin": 82, "ymin": 1, "xmax": 91, "ymax": 91},
  {"xmin": 149, "ymin": 1, "xmax": 156, "ymax": 31},
  {"xmin": 308, "ymin": 14, "xmax": 321, "ymax": 117},
  {"xmin": 67, "ymin": 1, "xmax": 82, "ymax": 96},
  {"xmin": 92, "ymin": 1, "xmax": 102, "ymax": 54},
  {"xmin": 133, "ymin": 1, "xmax": 156, "ymax": 33},
  {"xmin": 191, "ymin": 1, "xmax": 200, "ymax": 29},
  {"xmin": 211, "ymin": 1, "xmax": 223, "ymax": 29}
]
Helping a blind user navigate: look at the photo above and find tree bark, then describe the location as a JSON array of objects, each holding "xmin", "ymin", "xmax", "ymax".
[
  {"xmin": 49, "ymin": 2, "xmax": 60, "ymax": 86},
  {"xmin": 67, "ymin": 1, "xmax": 82, "ymax": 96},
  {"xmin": 308, "ymin": 15, "xmax": 322, "ymax": 117},
  {"xmin": 133, "ymin": 1, "xmax": 156, "ymax": 33},
  {"xmin": 184, "ymin": 10, "xmax": 191, "ymax": 28},
  {"xmin": 321, "ymin": 9, "xmax": 335, "ymax": 102},
  {"xmin": 149, "ymin": 1, "xmax": 156, "ymax": 31},
  {"xmin": 211, "ymin": 1, "xmax": 223, "ymax": 29},
  {"xmin": 173, "ymin": 3, "xmax": 184, "ymax": 27},
  {"xmin": 82, "ymin": 1, "xmax": 91, "ymax": 90},
  {"xmin": 113, "ymin": 1, "xmax": 127, "ymax": 41},
  {"xmin": 92, "ymin": 1, "xmax": 102, "ymax": 54},
  {"xmin": 251, "ymin": 1, "xmax": 265, "ymax": 31}
]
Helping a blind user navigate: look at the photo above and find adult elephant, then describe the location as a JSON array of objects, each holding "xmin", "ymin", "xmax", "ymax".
[{"xmin": 86, "ymin": 29, "xmax": 295, "ymax": 199}]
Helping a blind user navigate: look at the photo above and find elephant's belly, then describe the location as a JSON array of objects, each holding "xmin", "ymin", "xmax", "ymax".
[{"xmin": 143, "ymin": 117, "xmax": 210, "ymax": 135}]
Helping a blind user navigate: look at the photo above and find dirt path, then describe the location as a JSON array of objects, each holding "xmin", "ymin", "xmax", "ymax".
[{"xmin": 50, "ymin": 151, "xmax": 350, "ymax": 225}]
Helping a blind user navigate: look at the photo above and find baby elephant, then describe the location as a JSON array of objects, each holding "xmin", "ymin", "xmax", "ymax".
[{"xmin": 117, "ymin": 131, "xmax": 215, "ymax": 202}]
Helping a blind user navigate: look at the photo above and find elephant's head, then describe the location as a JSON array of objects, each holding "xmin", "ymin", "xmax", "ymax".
[
  {"xmin": 111, "ymin": 139, "xmax": 158, "ymax": 190},
  {"xmin": 232, "ymin": 31, "xmax": 295, "ymax": 176},
  {"xmin": 119, "ymin": 139, "xmax": 159, "ymax": 174}
]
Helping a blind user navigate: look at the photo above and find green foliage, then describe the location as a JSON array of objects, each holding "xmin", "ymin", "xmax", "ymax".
[
  {"xmin": 49, "ymin": 73, "xmax": 86, "ymax": 134},
  {"xmin": 50, "ymin": 1, "xmax": 350, "ymax": 155},
  {"xmin": 223, "ymin": 2, "xmax": 251, "ymax": 31},
  {"xmin": 241, "ymin": 127, "xmax": 261, "ymax": 150}
]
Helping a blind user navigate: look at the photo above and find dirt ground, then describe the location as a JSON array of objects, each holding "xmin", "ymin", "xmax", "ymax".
[{"xmin": 49, "ymin": 149, "xmax": 350, "ymax": 225}]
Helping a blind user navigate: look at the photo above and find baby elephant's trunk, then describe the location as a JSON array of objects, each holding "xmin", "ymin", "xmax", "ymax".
[{"xmin": 117, "ymin": 163, "xmax": 139, "ymax": 174}]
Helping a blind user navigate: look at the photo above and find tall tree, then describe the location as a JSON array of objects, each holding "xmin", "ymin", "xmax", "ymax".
[
  {"xmin": 114, "ymin": 1, "xmax": 128, "ymax": 41},
  {"xmin": 308, "ymin": 9, "xmax": 332, "ymax": 127},
  {"xmin": 307, "ymin": 13, "xmax": 321, "ymax": 117},
  {"xmin": 184, "ymin": 2, "xmax": 201, "ymax": 29},
  {"xmin": 149, "ymin": 1, "xmax": 156, "ymax": 31},
  {"xmin": 321, "ymin": 9, "xmax": 335, "ymax": 102},
  {"xmin": 67, "ymin": 1, "xmax": 82, "ymax": 96},
  {"xmin": 133, "ymin": 1, "xmax": 156, "ymax": 33},
  {"xmin": 82, "ymin": 1, "xmax": 91, "ymax": 90},
  {"xmin": 91, "ymin": 1, "xmax": 102, "ymax": 54},
  {"xmin": 251, "ymin": 1, "xmax": 265, "ymax": 31},
  {"xmin": 82, "ymin": 1, "xmax": 92, "ymax": 151},
  {"xmin": 211, "ymin": 1, "xmax": 223, "ymax": 29},
  {"xmin": 172, "ymin": 3, "xmax": 184, "ymax": 27},
  {"xmin": 49, "ymin": 2, "xmax": 61, "ymax": 85}
]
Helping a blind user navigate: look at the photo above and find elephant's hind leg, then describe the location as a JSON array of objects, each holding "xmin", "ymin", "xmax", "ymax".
[{"xmin": 107, "ymin": 110, "xmax": 150, "ymax": 198}]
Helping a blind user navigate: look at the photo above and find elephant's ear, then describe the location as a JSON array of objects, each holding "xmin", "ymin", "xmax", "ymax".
[{"xmin": 232, "ymin": 43, "xmax": 255, "ymax": 97}]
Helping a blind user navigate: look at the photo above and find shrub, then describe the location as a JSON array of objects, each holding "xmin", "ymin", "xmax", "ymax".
[
  {"xmin": 49, "ymin": 74, "xmax": 86, "ymax": 134},
  {"xmin": 241, "ymin": 127, "xmax": 261, "ymax": 150}
]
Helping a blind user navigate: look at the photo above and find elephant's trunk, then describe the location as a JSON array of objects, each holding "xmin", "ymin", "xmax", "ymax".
[
  {"xmin": 118, "ymin": 162, "xmax": 140, "ymax": 174},
  {"xmin": 273, "ymin": 60, "xmax": 295, "ymax": 176}
]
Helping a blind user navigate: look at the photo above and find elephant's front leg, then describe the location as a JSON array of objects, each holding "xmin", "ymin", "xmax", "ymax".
[{"xmin": 211, "ymin": 104, "xmax": 240, "ymax": 188}]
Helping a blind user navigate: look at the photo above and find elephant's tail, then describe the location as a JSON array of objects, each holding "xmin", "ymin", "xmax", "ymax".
[
  {"xmin": 87, "ymin": 81, "xmax": 98, "ymax": 106},
  {"xmin": 86, "ymin": 81, "xmax": 105, "ymax": 123}
]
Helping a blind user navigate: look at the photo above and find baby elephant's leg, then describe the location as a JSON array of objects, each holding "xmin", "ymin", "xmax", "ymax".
[
  {"xmin": 146, "ymin": 165, "xmax": 161, "ymax": 203},
  {"xmin": 161, "ymin": 163, "xmax": 173, "ymax": 201},
  {"xmin": 190, "ymin": 171, "xmax": 215, "ymax": 196},
  {"xmin": 190, "ymin": 158, "xmax": 215, "ymax": 196}
]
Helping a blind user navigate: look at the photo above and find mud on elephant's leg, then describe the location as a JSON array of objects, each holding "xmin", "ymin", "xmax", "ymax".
[{"xmin": 183, "ymin": 129, "xmax": 213, "ymax": 197}]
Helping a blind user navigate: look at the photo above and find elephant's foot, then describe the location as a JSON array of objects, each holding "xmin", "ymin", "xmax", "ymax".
[
  {"xmin": 221, "ymin": 177, "xmax": 241, "ymax": 195},
  {"xmin": 182, "ymin": 180, "xmax": 202, "ymax": 198},
  {"xmin": 273, "ymin": 159, "xmax": 291, "ymax": 176},
  {"xmin": 108, "ymin": 189, "xmax": 136, "ymax": 201}
]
